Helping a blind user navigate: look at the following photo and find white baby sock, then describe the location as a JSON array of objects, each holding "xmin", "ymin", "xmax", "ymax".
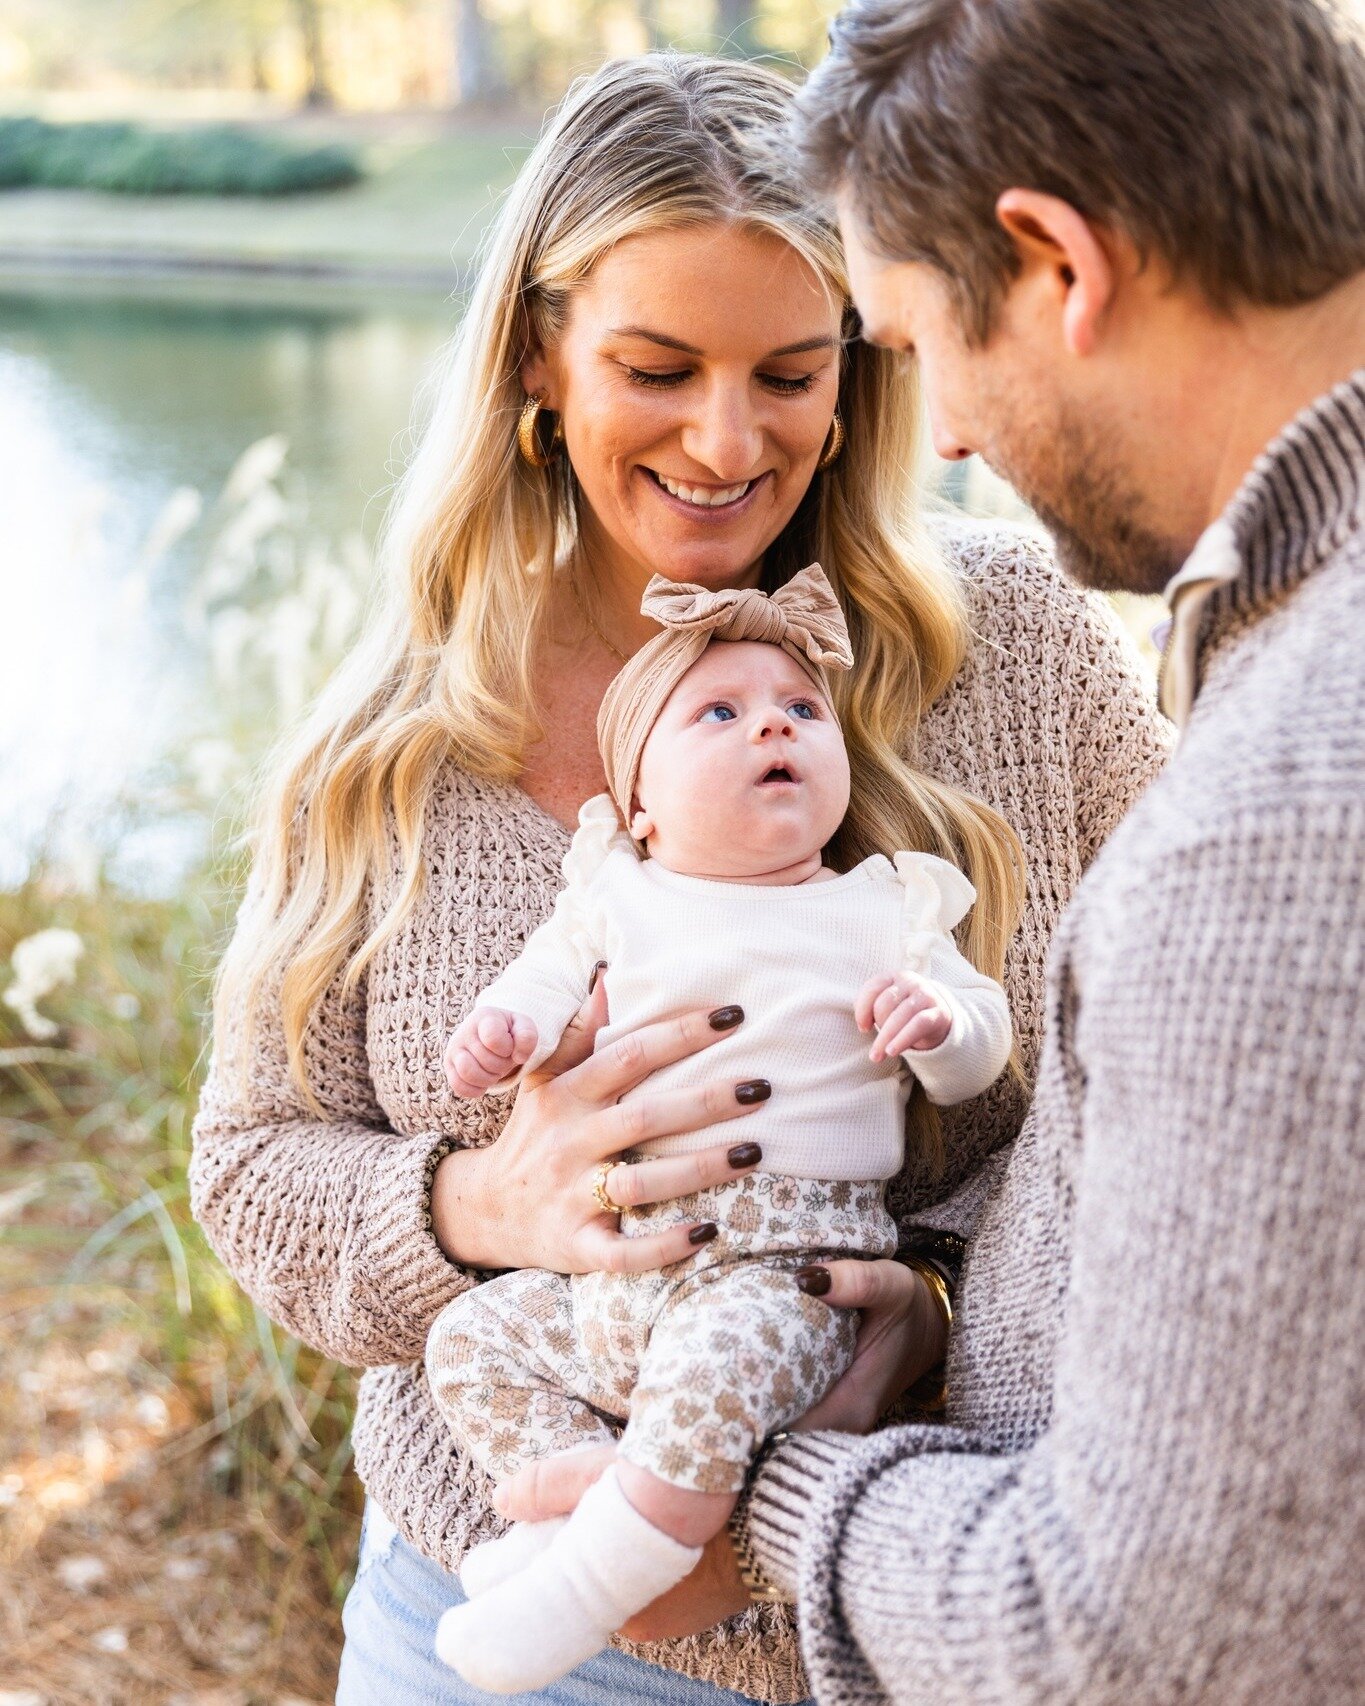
[
  {"xmin": 434, "ymin": 1466, "xmax": 702, "ymax": 1694},
  {"xmin": 458, "ymin": 1516, "xmax": 567, "ymax": 1596}
]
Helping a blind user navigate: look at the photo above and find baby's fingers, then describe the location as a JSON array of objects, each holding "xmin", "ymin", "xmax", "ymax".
[
  {"xmin": 855, "ymin": 974, "xmax": 897, "ymax": 1032},
  {"xmin": 475, "ymin": 1011, "xmax": 517, "ymax": 1056},
  {"xmin": 885, "ymin": 1006, "xmax": 952, "ymax": 1055},
  {"xmin": 509, "ymin": 1013, "xmax": 539, "ymax": 1066},
  {"xmin": 447, "ymin": 1048, "xmax": 499, "ymax": 1098},
  {"xmin": 870, "ymin": 994, "xmax": 930, "ymax": 1061}
]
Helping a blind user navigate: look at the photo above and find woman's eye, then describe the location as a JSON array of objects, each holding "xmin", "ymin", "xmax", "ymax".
[
  {"xmin": 698, "ymin": 705, "xmax": 736, "ymax": 723},
  {"xmin": 760, "ymin": 372, "xmax": 817, "ymax": 395},
  {"xmin": 626, "ymin": 367, "xmax": 689, "ymax": 389},
  {"xmin": 790, "ymin": 701, "xmax": 818, "ymax": 720}
]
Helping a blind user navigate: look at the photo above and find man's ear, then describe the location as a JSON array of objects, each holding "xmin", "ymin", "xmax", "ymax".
[{"xmin": 995, "ymin": 189, "xmax": 1117, "ymax": 357}]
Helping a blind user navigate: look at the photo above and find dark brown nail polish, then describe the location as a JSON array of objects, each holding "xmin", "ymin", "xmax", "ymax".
[
  {"xmin": 689, "ymin": 1222, "xmax": 719, "ymax": 1245},
  {"xmin": 734, "ymin": 1079, "xmax": 771, "ymax": 1105},
  {"xmin": 727, "ymin": 1142, "xmax": 763, "ymax": 1168},
  {"xmin": 796, "ymin": 1266, "xmax": 831, "ymax": 1296},
  {"xmin": 708, "ymin": 1005, "xmax": 744, "ymax": 1031},
  {"xmin": 588, "ymin": 960, "xmax": 608, "ymax": 993}
]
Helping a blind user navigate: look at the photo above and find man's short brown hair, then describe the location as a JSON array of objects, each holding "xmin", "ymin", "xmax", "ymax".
[{"xmin": 796, "ymin": 0, "xmax": 1365, "ymax": 341}]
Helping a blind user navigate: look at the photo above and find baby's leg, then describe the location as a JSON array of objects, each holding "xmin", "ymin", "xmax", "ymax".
[
  {"xmin": 426, "ymin": 1267, "xmax": 616, "ymax": 1478},
  {"xmin": 610, "ymin": 1258, "xmax": 858, "ymax": 1556},
  {"xmin": 434, "ymin": 1262, "xmax": 856, "ymax": 1694},
  {"xmin": 426, "ymin": 1269, "xmax": 616, "ymax": 1597}
]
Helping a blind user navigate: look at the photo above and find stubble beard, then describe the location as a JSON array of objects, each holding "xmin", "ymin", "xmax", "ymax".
[{"xmin": 992, "ymin": 410, "xmax": 1187, "ymax": 597}]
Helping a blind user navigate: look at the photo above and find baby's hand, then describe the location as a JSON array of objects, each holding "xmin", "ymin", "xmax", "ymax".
[
  {"xmin": 443, "ymin": 1008, "xmax": 539, "ymax": 1098},
  {"xmin": 856, "ymin": 972, "xmax": 953, "ymax": 1062}
]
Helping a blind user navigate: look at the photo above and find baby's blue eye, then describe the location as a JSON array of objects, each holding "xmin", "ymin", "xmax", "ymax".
[
  {"xmin": 790, "ymin": 701, "xmax": 817, "ymax": 720},
  {"xmin": 699, "ymin": 705, "xmax": 736, "ymax": 723}
]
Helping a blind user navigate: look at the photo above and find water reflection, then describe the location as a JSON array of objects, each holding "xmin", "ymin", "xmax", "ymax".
[{"xmin": 0, "ymin": 281, "xmax": 456, "ymax": 884}]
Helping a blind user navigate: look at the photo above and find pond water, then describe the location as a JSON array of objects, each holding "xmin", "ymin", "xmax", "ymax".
[{"xmin": 0, "ymin": 279, "xmax": 459, "ymax": 885}]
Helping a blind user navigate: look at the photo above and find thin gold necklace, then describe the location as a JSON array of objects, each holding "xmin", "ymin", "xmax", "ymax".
[{"xmin": 568, "ymin": 570, "xmax": 629, "ymax": 664}]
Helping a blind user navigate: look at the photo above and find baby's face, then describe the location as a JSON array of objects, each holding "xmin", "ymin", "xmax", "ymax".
[{"xmin": 632, "ymin": 641, "xmax": 851, "ymax": 879}]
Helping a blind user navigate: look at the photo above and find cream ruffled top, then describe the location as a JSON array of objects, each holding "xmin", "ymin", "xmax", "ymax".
[{"xmin": 474, "ymin": 795, "xmax": 1012, "ymax": 1181}]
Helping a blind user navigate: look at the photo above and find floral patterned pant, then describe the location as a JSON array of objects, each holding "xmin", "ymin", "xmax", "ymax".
[{"xmin": 426, "ymin": 1174, "xmax": 897, "ymax": 1495}]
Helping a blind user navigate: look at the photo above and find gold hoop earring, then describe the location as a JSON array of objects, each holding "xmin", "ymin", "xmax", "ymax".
[
  {"xmin": 816, "ymin": 412, "xmax": 845, "ymax": 472},
  {"xmin": 517, "ymin": 392, "xmax": 565, "ymax": 468}
]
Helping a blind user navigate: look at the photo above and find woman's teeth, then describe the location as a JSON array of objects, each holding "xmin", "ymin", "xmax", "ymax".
[{"xmin": 654, "ymin": 471, "xmax": 753, "ymax": 507}]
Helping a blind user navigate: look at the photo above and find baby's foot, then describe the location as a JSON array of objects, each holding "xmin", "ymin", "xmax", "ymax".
[
  {"xmin": 434, "ymin": 1467, "xmax": 700, "ymax": 1693},
  {"xmin": 458, "ymin": 1516, "xmax": 566, "ymax": 1596}
]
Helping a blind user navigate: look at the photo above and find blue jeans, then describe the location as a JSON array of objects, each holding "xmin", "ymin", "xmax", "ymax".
[{"xmin": 337, "ymin": 1502, "xmax": 810, "ymax": 1706}]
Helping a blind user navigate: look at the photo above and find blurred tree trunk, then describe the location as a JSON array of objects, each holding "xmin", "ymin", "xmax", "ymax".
[
  {"xmin": 294, "ymin": 0, "xmax": 332, "ymax": 107},
  {"xmin": 715, "ymin": 0, "xmax": 758, "ymax": 55},
  {"xmin": 640, "ymin": 0, "xmax": 667, "ymax": 50},
  {"xmin": 451, "ymin": 0, "xmax": 504, "ymax": 107}
]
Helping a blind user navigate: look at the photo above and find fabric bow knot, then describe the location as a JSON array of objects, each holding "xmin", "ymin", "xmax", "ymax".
[
  {"xmin": 596, "ymin": 562, "xmax": 854, "ymax": 841},
  {"xmin": 639, "ymin": 564, "xmax": 856, "ymax": 673}
]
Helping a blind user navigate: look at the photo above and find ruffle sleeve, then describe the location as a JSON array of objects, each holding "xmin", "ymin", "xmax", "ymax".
[
  {"xmin": 893, "ymin": 851, "xmax": 978, "ymax": 976},
  {"xmin": 561, "ymin": 792, "xmax": 636, "ymax": 890}
]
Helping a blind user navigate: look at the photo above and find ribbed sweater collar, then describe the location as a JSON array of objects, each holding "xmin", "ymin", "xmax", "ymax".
[{"xmin": 1215, "ymin": 366, "xmax": 1365, "ymax": 622}]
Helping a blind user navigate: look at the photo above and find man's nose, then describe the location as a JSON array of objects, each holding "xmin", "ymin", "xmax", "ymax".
[{"xmin": 680, "ymin": 381, "xmax": 763, "ymax": 482}]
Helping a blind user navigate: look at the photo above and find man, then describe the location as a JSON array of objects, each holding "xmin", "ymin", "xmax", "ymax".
[
  {"xmin": 730, "ymin": 2, "xmax": 1365, "ymax": 1700},
  {"xmin": 500, "ymin": 3, "xmax": 1365, "ymax": 1698}
]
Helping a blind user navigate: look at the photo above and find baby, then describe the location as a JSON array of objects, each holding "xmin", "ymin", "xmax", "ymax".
[{"xmin": 428, "ymin": 565, "xmax": 1012, "ymax": 1693}]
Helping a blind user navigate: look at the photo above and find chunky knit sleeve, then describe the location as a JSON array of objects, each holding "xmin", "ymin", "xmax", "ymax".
[
  {"xmin": 189, "ymin": 872, "xmax": 475, "ymax": 1369},
  {"xmin": 748, "ymin": 804, "xmax": 1365, "ymax": 1703}
]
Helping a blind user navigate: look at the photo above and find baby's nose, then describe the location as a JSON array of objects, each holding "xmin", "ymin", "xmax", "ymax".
[{"xmin": 751, "ymin": 706, "xmax": 795, "ymax": 739}]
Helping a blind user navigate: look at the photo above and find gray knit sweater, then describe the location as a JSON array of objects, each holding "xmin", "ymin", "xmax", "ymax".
[
  {"xmin": 747, "ymin": 373, "xmax": 1365, "ymax": 1704},
  {"xmin": 189, "ymin": 523, "xmax": 1171, "ymax": 1702}
]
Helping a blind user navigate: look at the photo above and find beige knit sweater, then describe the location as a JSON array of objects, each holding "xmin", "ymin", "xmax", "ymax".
[
  {"xmin": 747, "ymin": 376, "xmax": 1365, "ymax": 1704},
  {"xmin": 189, "ymin": 520, "xmax": 1171, "ymax": 1703}
]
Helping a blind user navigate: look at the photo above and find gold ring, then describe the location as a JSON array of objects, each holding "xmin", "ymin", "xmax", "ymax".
[{"xmin": 592, "ymin": 1160, "xmax": 625, "ymax": 1215}]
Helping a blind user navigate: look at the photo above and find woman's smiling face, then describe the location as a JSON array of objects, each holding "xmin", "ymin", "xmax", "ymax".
[{"xmin": 523, "ymin": 221, "xmax": 843, "ymax": 592}]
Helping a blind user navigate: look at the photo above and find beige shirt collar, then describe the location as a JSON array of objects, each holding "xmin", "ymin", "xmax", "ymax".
[{"xmin": 1157, "ymin": 517, "xmax": 1242, "ymax": 730}]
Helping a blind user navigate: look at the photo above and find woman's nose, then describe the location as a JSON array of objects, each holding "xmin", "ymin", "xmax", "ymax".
[{"xmin": 680, "ymin": 383, "xmax": 763, "ymax": 481}]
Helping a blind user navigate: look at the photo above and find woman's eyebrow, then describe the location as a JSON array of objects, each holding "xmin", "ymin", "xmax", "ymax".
[{"xmin": 608, "ymin": 327, "xmax": 837, "ymax": 359}]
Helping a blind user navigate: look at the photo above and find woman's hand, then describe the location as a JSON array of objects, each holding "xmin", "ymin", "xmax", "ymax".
[
  {"xmin": 431, "ymin": 976, "xmax": 769, "ymax": 1275},
  {"xmin": 490, "ymin": 1256, "xmax": 948, "ymax": 1640},
  {"xmin": 791, "ymin": 1256, "xmax": 947, "ymax": 1431}
]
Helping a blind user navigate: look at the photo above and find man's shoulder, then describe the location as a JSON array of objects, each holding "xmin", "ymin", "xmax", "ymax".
[
  {"xmin": 1188, "ymin": 538, "xmax": 1365, "ymax": 803},
  {"xmin": 1082, "ymin": 539, "xmax": 1364, "ymax": 910}
]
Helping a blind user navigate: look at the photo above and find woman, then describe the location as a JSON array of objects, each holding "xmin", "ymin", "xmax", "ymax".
[{"xmin": 189, "ymin": 52, "xmax": 1170, "ymax": 1706}]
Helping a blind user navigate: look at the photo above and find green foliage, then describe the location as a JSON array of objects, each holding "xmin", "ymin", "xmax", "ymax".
[{"xmin": 0, "ymin": 117, "xmax": 363, "ymax": 197}]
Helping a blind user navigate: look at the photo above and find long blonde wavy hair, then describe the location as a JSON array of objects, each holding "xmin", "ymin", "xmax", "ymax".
[{"xmin": 216, "ymin": 52, "xmax": 1026, "ymax": 1134}]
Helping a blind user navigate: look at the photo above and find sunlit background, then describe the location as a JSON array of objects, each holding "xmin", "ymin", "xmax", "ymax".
[{"xmin": 0, "ymin": 4, "xmax": 1143, "ymax": 1701}]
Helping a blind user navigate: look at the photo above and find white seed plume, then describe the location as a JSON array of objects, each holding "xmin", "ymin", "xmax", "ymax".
[{"xmin": 3, "ymin": 928, "xmax": 84, "ymax": 1041}]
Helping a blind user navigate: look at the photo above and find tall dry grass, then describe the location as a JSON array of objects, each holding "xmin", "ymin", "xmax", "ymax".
[{"xmin": 0, "ymin": 440, "xmax": 370, "ymax": 1703}]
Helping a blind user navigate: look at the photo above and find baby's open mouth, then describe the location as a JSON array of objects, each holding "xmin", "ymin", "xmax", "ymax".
[
  {"xmin": 648, "ymin": 469, "xmax": 756, "ymax": 509},
  {"xmin": 758, "ymin": 764, "xmax": 799, "ymax": 786}
]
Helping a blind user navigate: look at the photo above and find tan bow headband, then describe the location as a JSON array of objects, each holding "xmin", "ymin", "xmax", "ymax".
[{"xmin": 596, "ymin": 562, "xmax": 855, "ymax": 835}]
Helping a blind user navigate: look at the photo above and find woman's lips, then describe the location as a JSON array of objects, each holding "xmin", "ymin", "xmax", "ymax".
[{"xmin": 642, "ymin": 466, "xmax": 768, "ymax": 520}]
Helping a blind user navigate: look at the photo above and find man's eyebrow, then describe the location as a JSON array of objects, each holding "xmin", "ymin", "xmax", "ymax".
[{"xmin": 608, "ymin": 327, "xmax": 838, "ymax": 359}]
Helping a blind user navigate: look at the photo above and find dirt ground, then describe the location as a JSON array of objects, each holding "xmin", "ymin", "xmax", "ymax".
[{"xmin": 1, "ymin": 1150, "xmax": 359, "ymax": 1706}]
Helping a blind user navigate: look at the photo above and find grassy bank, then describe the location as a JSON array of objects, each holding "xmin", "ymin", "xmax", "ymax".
[
  {"xmin": 0, "ymin": 443, "xmax": 371, "ymax": 1704},
  {"xmin": 0, "ymin": 116, "xmax": 533, "ymax": 286},
  {"xmin": 0, "ymin": 861, "xmax": 360, "ymax": 1704}
]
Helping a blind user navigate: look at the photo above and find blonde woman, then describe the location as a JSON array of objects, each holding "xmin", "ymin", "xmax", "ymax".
[{"xmin": 190, "ymin": 52, "xmax": 1170, "ymax": 1706}]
